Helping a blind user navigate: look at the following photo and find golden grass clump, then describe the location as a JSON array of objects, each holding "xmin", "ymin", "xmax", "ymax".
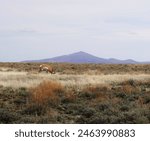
[{"xmin": 30, "ymin": 80, "xmax": 63, "ymax": 106}]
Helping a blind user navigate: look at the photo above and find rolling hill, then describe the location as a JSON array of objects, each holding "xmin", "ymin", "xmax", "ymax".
[{"xmin": 22, "ymin": 51, "xmax": 143, "ymax": 64}]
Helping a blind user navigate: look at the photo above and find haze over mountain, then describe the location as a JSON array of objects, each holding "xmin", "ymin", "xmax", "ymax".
[{"xmin": 22, "ymin": 51, "xmax": 149, "ymax": 64}]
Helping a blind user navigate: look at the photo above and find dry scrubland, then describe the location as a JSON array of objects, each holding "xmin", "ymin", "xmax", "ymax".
[{"xmin": 0, "ymin": 63, "xmax": 150, "ymax": 123}]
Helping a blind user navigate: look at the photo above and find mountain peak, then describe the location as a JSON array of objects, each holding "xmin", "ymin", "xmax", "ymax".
[
  {"xmin": 77, "ymin": 51, "xmax": 85, "ymax": 54},
  {"xmin": 22, "ymin": 51, "xmax": 141, "ymax": 64},
  {"xmin": 70, "ymin": 51, "xmax": 90, "ymax": 55}
]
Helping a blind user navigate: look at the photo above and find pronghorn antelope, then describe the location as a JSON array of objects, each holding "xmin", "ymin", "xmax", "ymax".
[{"xmin": 39, "ymin": 64, "xmax": 55, "ymax": 74}]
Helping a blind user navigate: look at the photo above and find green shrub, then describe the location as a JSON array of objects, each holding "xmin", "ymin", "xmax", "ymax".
[
  {"xmin": 22, "ymin": 103, "xmax": 47, "ymax": 116},
  {"xmin": 0, "ymin": 108, "xmax": 19, "ymax": 123}
]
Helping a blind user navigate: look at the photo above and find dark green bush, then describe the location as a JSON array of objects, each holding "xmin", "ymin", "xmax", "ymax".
[
  {"xmin": 0, "ymin": 108, "xmax": 19, "ymax": 123},
  {"xmin": 22, "ymin": 104, "xmax": 47, "ymax": 116}
]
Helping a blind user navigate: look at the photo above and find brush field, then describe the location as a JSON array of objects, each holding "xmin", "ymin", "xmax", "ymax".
[{"xmin": 0, "ymin": 63, "xmax": 150, "ymax": 123}]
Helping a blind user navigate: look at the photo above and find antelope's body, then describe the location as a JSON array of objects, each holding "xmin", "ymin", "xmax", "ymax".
[{"xmin": 39, "ymin": 64, "xmax": 55, "ymax": 74}]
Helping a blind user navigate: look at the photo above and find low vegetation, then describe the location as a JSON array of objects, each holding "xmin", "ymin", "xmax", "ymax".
[{"xmin": 0, "ymin": 63, "xmax": 150, "ymax": 123}]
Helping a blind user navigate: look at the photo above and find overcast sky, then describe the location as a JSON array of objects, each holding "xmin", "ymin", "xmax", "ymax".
[{"xmin": 0, "ymin": 0, "xmax": 150, "ymax": 62}]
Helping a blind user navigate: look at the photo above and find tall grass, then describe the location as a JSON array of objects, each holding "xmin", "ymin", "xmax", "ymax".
[
  {"xmin": 23, "ymin": 81, "xmax": 64, "ymax": 116},
  {"xmin": 29, "ymin": 80, "xmax": 63, "ymax": 106},
  {"xmin": 1, "ymin": 71, "xmax": 150, "ymax": 88}
]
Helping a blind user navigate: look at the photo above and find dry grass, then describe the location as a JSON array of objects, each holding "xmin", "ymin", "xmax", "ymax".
[
  {"xmin": 0, "ymin": 70, "xmax": 150, "ymax": 88},
  {"xmin": 1, "ymin": 63, "xmax": 150, "ymax": 75},
  {"xmin": 23, "ymin": 81, "xmax": 64, "ymax": 116},
  {"xmin": 0, "ymin": 63, "xmax": 150, "ymax": 123},
  {"xmin": 0, "ymin": 71, "xmax": 41, "ymax": 88},
  {"xmin": 29, "ymin": 81, "xmax": 63, "ymax": 106}
]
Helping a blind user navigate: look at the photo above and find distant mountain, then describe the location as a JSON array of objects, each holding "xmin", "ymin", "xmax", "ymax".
[
  {"xmin": 22, "ymin": 51, "xmax": 148, "ymax": 64},
  {"xmin": 38, "ymin": 51, "xmax": 109, "ymax": 64}
]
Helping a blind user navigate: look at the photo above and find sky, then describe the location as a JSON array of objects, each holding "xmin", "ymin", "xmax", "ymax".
[{"xmin": 0, "ymin": 0, "xmax": 150, "ymax": 62}]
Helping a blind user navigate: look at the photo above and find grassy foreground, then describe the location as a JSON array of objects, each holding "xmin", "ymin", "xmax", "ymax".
[{"xmin": 0, "ymin": 63, "xmax": 150, "ymax": 123}]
